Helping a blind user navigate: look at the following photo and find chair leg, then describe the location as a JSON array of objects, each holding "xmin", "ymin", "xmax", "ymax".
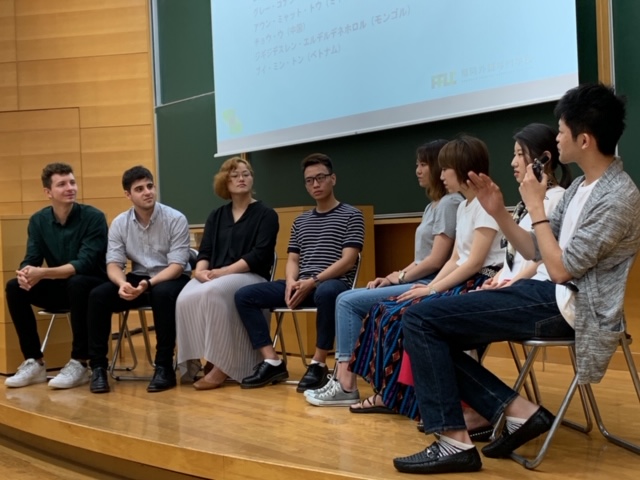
[
  {"xmin": 511, "ymin": 374, "xmax": 581, "ymax": 469},
  {"xmin": 586, "ymin": 336, "xmax": 640, "ymax": 454},
  {"xmin": 272, "ymin": 312, "xmax": 288, "ymax": 366},
  {"xmin": 110, "ymin": 312, "xmax": 137, "ymax": 378},
  {"xmin": 291, "ymin": 312, "xmax": 310, "ymax": 369},
  {"xmin": 561, "ymin": 346, "xmax": 592, "ymax": 433},
  {"xmin": 493, "ymin": 344, "xmax": 545, "ymax": 439},
  {"xmin": 499, "ymin": 344, "xmax": 589, "ymax": 469},
  {"xmin": 41, "ymin": 314, "xmax": 60, "ymax": 354},
  {"xmin": 109, "ymin": 312, "xmax": 152, "ymax": 381},
  {"xmin": 138, "ymin": 310, "xmax": 156, "ymax": 368},
  {"xmin": 508, "ymin": 342, "xmax": 538, "ymax": 402}
]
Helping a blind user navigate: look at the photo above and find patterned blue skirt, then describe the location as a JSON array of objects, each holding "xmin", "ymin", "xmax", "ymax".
[{"xmin": 349, "ymin": 273, "xmax": 490, "ymax": 420}]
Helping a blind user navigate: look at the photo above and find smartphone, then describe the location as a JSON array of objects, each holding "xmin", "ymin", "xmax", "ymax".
[{"xmin": 532, "ymin": 152, "xmax": 551, "ymax": 182}]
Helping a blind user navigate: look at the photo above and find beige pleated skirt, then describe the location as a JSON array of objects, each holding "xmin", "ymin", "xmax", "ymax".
[{"xmin": 175, "ymin": 273, "xmax": 268, "ymax": 381}]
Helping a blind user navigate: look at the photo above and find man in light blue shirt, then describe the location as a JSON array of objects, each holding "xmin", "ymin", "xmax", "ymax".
[{"xmin": 87, "ymin": 166, "xmax": 191, "ymax": 394}]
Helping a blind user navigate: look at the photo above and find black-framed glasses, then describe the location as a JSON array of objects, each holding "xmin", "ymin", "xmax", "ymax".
[{"xmin": 304, "ymin": 173, "xmax": 331, "ymax": 186}]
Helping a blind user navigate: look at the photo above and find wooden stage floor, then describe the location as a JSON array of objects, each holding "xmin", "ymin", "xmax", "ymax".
[{"xmin": 0, "ymin": 351, "xmax": 639, "ymax": 480}]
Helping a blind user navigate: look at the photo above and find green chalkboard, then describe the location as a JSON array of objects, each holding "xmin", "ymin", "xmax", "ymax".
[
  {"xmin": 156, "ymin": 1, "xmax": 604, "ymax": 224},
  {"xmin": 614, "ymin": 0, "xmax": 640, "ymax": 182}
]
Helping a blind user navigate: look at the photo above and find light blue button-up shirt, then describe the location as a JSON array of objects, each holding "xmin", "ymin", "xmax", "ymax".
[{"xmin": 107, "ymin": 202, "xmax": 191, "ymax": 277}]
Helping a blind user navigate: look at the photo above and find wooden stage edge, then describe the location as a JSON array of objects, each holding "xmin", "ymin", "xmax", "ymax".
[{"xmin": 0, "ymin": 352, "xmax": 639, "ymax": 480}]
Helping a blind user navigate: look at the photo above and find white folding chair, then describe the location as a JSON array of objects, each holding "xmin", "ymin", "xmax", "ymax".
[
  {"xmin": 37, "ymin": 308, "xmax": 72, "ymax": 378},
  {"xmin": 37, "ymin": 308, "xmax": 71, "ymax": 356}
]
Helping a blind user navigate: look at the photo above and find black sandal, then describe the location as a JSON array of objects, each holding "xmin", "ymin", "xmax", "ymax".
[{"xmin": 349, "ymin": 394, "xmax": 395, "ymax": 414}]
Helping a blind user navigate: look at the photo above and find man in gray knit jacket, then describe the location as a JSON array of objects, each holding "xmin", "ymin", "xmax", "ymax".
[{"xmin": 392, "ymin": 83, "xmax": 640, "ymax": 474}]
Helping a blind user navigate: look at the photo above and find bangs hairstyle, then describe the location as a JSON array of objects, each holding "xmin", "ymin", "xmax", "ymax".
[
  {"xmin": 416, "ymin": 139, "xmax": 448, "ymax": 201},
  {"xmin": 213, "ymin": 156, "xmax": 254, "ymax": 200},
  {"xmin": 438, "ymin": 135, "xmax": 489, "ymax": 183}
]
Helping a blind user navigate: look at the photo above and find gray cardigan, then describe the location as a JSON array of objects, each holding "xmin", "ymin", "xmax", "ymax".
[{"xmin": 532, "ymin": 159, "xmax": 640, "ymax": 383}]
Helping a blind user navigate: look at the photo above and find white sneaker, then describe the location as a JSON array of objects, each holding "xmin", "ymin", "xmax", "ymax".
[
  {"xmin": 304, "ymin": 374, "xmax": 335, "ymax": 397},
  {"xmin": 5, "ymin": 359, "xmax": 47, "ymax": 388},
  {"xmin": 48, "ymin": 359, "xmax": 90, "ymax": 389},
  {"xmin": 305, "ymin": 377, "xmax": 360, "ymax": 406}
]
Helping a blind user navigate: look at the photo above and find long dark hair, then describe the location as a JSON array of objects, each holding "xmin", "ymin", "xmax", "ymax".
[{"xmin": 514, "ymin": 123, "xmax": 572, "ymax": 188}]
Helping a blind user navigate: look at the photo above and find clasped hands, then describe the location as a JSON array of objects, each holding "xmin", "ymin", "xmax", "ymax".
[
  {"xmin": 285, "ymin": 278, "xmax": 316, "ymax": 309},
  {"xmin": 194, "ymin": 268, "xmax": 227, "ymax": 283},
  {"xmin": 15, "ymin": 266, "xmax": 45, "ymax": 291},
  {"xmin": 118, "ymin": 280, "xmax": 149, "ymax": 300}
]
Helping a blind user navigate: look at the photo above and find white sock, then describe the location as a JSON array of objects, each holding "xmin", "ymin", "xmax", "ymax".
[
  {"xmin": 310, "ymin": 359, "xmax": 326, "ymax": 367},
  {"xmin": 264, "ymin": 358, "xmax": 282, "ymax": 366},
  {"xmin": 435, "ymin": 435, "xmax": 474, "ymax": 457},
  {"xmin": 505, "ymin": 415, "xmax": 526, "ymax": 434}
]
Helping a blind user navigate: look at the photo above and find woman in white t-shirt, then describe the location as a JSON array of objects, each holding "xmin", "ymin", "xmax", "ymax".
[
  {"xmin": 481, "ymin": 123, "xmax": 572, "ymax": 289},
  {"xmin": 348, "ymin": 136, "xmax": 504, "ymax": 417}
]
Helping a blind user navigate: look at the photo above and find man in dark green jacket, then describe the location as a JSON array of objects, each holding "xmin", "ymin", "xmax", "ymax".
[{"xmin": 4, "ymin": 162, "xmax": 108, "ymax": 389}]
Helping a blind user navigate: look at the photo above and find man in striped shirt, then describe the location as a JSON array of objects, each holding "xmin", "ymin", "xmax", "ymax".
[{"xmin": 235, "ymin": 153, "xmax": 364, "ymax": 392}]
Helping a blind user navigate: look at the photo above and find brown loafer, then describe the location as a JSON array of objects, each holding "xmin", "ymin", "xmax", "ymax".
[{"xmin": 193, "ymin": 378, "xmax": 224, "ymax": 390}]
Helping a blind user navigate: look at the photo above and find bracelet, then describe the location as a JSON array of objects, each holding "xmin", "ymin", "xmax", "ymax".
[
  {"xmin": 531, "ymin": 219, "xmax": 550, "ymax": 227},
  {"xmin": 144, "ymin": 279, "xmax": 153, "ymax": 291}
]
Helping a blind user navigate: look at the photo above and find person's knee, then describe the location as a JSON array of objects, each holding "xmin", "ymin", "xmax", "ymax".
[
  {"xmin": 66, "ymin": 274, "xmax": 96, "ymax": 296},
  {"xmin": 5, "ymin": 277, "xmax": 20, "ymax": 296},
  {"xmin": 88, "ymin": 282, "xmax": 116, "ymax": 306},
  {"xmin": 234, "ymin": 284, "xmax": 255, "ymax": 307},
  {"xmin": 314, "ymin": 280, "xmax": 345, "ymax": 303},
  {"xmin": 403, "ymin": 304, "xmax": 429, "ymax": 331}
]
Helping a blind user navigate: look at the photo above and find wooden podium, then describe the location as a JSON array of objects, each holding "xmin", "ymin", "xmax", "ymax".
[{"xmin": 0, "ymin": 215, "xmax": 71, "ymax": 375}]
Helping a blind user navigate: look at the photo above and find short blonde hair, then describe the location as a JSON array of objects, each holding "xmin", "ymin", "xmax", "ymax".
[{"xmin": 213, "ymin": 157, "xmax": 254, "ymax": 200}]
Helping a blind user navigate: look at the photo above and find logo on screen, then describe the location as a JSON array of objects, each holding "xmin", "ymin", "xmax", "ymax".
[{"xmin": 431, "ymin": 72, "xmax": 456, "ymax": 89}]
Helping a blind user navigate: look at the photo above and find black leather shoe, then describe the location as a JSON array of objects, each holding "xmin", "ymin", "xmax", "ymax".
[
  {"xmin": 394, "ymin": 442, "xmax": 482, "ymax": 474},
  {"xmin": 481, "ymin": 406, "xmax": 554, "ymax": 458},
  {"xmin": 90, "ymin": 367, "xmax": 110, "ymax": 394},
  {"xmin": 296, "ymin": 363, "xmax": 329, "ymax": 393},
  {"xmin": 147, "ymin": 365, "xmax": 177, "ymax": 393},
  {"xmin": 241, "ymin": 361, "xmax": 288, "ymax": 389}
]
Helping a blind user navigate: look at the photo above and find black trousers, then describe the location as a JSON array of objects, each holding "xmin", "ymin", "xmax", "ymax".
[
  {"xmin": 87, "ymin": 273, "xmax": 190, "ymax": 369},
  {"xmin": 5, "ymin": 275, "xmax": 107, "ymax": 361}
]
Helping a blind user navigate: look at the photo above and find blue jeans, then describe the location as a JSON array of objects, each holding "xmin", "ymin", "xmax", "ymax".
[
  {"xmin": 402, "ymin": 279, "xmax": 574, "ymax": 434},
  {"xmin": 334, "ymin": 277, "xmax": 432, "ymax": 362},
  {"xmin": 235, "ymin": 279, "xmax": 349, "ymax": 351}
]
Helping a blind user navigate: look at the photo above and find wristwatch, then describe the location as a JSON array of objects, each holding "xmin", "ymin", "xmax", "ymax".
[
  {"xmin": 398, "ymin": 271, "xmax": 407, "ymax": 284},
  {"xmin": 428, "ymin": 287, "xmax": 438, "ymax": 295},
  {"xmin": 312, "ymin": 274, "xmax": 321, "ymax": 286}
]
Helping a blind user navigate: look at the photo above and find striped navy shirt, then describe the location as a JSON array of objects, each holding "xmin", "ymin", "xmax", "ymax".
[{"xmin": 288, "ymin": 203, "xmax": 364, "ymax": 286}]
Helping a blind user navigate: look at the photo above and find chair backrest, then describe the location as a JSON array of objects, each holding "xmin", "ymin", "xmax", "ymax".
[
  {"xmin": 350, "ymin": 252, "xmax": 362, "ymax": 290},
  {"xmin": 270, "ymin": 251, "xmax": 278, "ymax": 281},
  {"xmin": 189, "ymin": 248, "xmax": 199, "ymax": 270}
]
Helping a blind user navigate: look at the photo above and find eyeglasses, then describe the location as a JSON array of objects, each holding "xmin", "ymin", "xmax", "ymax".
[
  {"xmin": 229, "ymin": 172, "xmax": 252, "ymax": 181},
  {"xmin": 304, "ymin": 173, "xmax": 331, "ymax": 186}
]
